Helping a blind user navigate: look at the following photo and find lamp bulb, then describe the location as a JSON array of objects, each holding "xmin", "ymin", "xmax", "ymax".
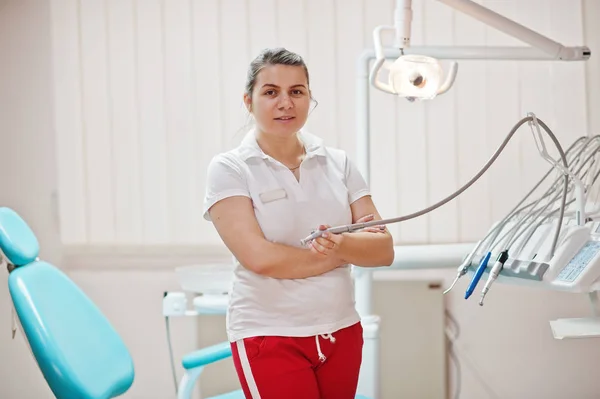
[
  {"xmin": 409, "ymin": 73, "xmax": 426, "ymax": 88},
  {"xmin": 388, "ymin": 55, "xmax": 443, "ymax": 100}
]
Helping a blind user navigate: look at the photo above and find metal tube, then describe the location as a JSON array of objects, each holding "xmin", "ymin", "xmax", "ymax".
[
  {"xmin": 436, "ymin": 0, "xmax": 564, "ymax": 58},
  {"xmin": 397, "ymin": 45, "xmax": 589, "ymax": 61}
]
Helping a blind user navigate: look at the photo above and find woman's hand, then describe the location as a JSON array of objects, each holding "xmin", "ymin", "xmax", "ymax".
[
  {"xmin": 310, "ymin": 214, "xmax": 386, "ymax": 258},
  {"xmin": 310, "ymin": 224, "xmax": 343, "ymax": 258},
  {"xmin": 355, "ymin": 213, "xmax": 387, "ymax": 234}
]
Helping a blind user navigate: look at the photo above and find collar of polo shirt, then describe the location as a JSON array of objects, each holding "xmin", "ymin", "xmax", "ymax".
[{"xmin": 238, "ymin": 128, "xmax": 328, "ymax": 162}]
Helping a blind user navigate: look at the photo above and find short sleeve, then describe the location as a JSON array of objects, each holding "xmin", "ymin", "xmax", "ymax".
[
  {"xmin": 202, "ymin": 154, "xmax": 251, "ymax": 221},
  {"xmin": 345, "ymin": 155, "xmax": 371, "ymax": 204}
]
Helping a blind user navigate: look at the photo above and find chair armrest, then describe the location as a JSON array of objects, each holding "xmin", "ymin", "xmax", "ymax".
[{"xmin": 181, "ymin": 341, "xmax": 232, "ymax": 370}]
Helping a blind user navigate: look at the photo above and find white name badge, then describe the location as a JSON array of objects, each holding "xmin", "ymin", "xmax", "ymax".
[{"xmin": 259, "ymin": 188, "xmax": 287, "ymax": 203}]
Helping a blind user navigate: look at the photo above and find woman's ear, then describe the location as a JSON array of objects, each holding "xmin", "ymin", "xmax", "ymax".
[{"xmin": 243, "ymin": 93, "xmax": 252, "ymax": 113}]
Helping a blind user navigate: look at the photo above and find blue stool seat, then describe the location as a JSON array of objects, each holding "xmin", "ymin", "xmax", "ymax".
[{"xmin": 2, "ymin": 208, "xmax": 134, "ymax": 399}]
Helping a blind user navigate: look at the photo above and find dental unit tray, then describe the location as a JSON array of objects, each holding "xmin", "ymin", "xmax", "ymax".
[{"xmin": 468, "ymin": 220, "xmax": 600, "ymax": 292}]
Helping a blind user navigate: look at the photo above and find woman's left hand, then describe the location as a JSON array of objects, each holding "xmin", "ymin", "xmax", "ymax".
[{"xmin": 310, "ymin": 224, "xmax": 344, "ymax": 257}]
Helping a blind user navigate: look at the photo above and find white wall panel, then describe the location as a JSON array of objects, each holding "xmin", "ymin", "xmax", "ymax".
[
  {"xmin": 365, "ymin": 0, "xmax": 401, "ymax": 242},
  {"xmin": 107, "ymin": 0, "xmax": 143, "ymax": 244},
  {"xmin": 423, "ymin": 0, "xmax": 459, "ymax": 243},
  {"xmin": 51, "ymin": 0, "xmax": 589, "ymax": 248},
  {"xmin": 192, "ymin": 0, "xmax": 223, "ymax": 245},
  {"xmin": 80, "ymin": 0, "xmax": 115, "ymax": 243},
  {"xmin": 453, "ymin": 1, "xmax": 491, "ymax": 243},
  {"xmin": 248, "ymin": 0, "xmax": 277, "ymax": 59},
  {"xmin": 276, "ymin": 0, "xmax": 308, "ymax": 58},
  {"xmin": 395, "ymin": 0, "xmax": 429, "ymax": 244},
  {"xmin": 219, "ymin": 0, "xmax": 250, "ymax": 153},
  {"xmin": 480, "ymin": 0, "xmax": 522, "ymax": 237},
  {"xmin": 51, "ymin": 0, "xmax": 87, "ymax": 244},
  {"xmin": 135, "ymin": 0, "xmax": 169, "ymax": 244},
  {"xmin": 305, "ymin": 0, "xmax": 338, "ymax": 147},
  {"xmin": 334, "ymin": 0, "xmax": 364, "ymax": 160}
]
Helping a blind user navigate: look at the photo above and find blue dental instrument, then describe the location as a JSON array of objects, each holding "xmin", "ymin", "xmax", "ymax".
[{"xmin": 465, "ymin": 251, "xmax": 491, "ymax": 300}]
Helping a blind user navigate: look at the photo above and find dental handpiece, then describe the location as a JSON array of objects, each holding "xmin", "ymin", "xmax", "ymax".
[{"xmin": 299, "ymin": 219, "xmax": 385, "ymax": 246}]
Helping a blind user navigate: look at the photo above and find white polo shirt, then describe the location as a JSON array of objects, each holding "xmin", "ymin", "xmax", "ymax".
[{"xmin": 203, "ymin": 128, "xmax": 370, "ymax": 342}]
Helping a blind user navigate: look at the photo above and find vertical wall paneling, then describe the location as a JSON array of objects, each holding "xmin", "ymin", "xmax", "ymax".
[
  {"xmin": 395, "ymin": 0, "xmax": 429, "ymax": 243},
  {"xmin": 548, "ymin": 1, "xmax": 588, "ymax": 145},
  {"xmin": 219, "ymin": 0, "xmax": 250, "ymax": 151},
  {"xmin": 515, "ymin": 0, "xmax": 554, "ymax": 201},
  {"xmin": 51, "ymin": 0, "xmax": 589, "ymax": 248},
  {"xmin": 248, "ymin": 0, "xmax": 278, "ymax": 58},
  {"xmin": 453, "ymin": 0, "xmax": 492, "ymax": 243},
  {"xmin": 364, "ymin": 0, "xmax": 401, "ymax": 241},
  {"xmin": 107, "ymin": 0, "xmax": 143, "ymax": 244},
  {"xmin": 334, "ymin": 0, "xmax": 364, "ymax": 162},
  {"xmin": 482, "ymin": 0, "xmax": 522, "ymax": 224},
  {"xmin": 79, "ymin": 0, "xmax": 115, "ymax": 243},
  {"xmin": 306, "ymin": 0, "xmax": 338, "ymax": 147},
  {"xmin": 135, "ymin": 0, "xmax": 169, "ymax": 244},
  {"xmin": 423, "ymin": 0, "xmax": 459, "ymax": 243},
  {"xmin": 163, "ymin": 0, "xmax": 198, "ymax": 243},
  {"xmin": 50, "ymin": 0, "xmax": 87, "ymax": 244},
  {"xmin": 276, "ymin": 0, "xmax": 308, "ymax": 58},
  {"xmin": 192, "ymin": 0, "xmax": 222, "ymax": 245}
]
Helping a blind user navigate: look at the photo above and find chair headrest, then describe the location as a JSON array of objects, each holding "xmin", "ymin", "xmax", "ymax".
[{"xmin": 0, "ymin": 207, "xmax": 39, "ymax": 267}]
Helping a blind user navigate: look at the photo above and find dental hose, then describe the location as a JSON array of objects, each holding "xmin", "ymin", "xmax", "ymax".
[
  {"xmin": 300, "ymin": 115, "xmax": 570, "ymax": 256},
  {"xmin": 300, "ymin": 115, "xmax": 570, "ymax": 303}
]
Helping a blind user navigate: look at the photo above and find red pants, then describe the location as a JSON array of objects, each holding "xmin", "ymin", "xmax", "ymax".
[{"xmin": 230, "ymin": 322, "xmax": 364, "ymax": 399}]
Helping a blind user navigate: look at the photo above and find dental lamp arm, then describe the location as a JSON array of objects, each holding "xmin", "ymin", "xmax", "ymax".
[
  {"xmin": 436, "ymin": 62, "xmax": 459, "ymax": 95},
  {"xmin": 435, "ymin": 0, "xmax": 589, "ymax": 60},
  {"xmin": 369, "ymin": 0, "xmax": 589, "ymax": 98},
  {"xmin": 394, "ymin": 0, "xmax": 412, "ymax": 48}
]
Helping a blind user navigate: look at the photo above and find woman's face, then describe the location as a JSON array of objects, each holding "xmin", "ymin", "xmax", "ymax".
[{"xmin": 244, "ymin": 64, "xmax": 311, "ymax": 138}]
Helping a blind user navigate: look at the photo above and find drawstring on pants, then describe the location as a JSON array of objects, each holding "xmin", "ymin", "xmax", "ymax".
[{"xmin": 315, "ymin": 333, "xmax": 336, "ymax": 362}]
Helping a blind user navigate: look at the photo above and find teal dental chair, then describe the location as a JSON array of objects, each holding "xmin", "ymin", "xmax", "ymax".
[{"xmin": 2, "ymin": 207, "xmax": 372, "ymax": 399}]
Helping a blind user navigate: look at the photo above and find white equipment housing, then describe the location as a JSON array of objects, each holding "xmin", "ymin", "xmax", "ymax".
[{"xmin": 470, "ymin": 219, "xmax": 600, "ymax": 293}]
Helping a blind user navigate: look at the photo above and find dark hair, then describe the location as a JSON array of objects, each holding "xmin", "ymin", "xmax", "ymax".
[{"xmin": 244, "ymin": 47, "xmax": 310, "ymax": 99}]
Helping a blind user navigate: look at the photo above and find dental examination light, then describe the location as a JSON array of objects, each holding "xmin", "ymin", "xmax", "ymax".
[{"xmin": 369, "ymin": 0, "xmax": 590, "ymax": 101}]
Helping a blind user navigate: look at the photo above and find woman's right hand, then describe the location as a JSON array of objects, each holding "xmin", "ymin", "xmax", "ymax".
[
  {"xmin": 355, "ymin": 213, "xmax": 386, "ymax": 233},
  {"xmin": 309, "ymin": 214, "xmax": 386, "ymax": 269}
]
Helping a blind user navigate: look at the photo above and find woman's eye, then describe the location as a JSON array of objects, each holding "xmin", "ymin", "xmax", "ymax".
[
  {"xmin": 292, "ymin": 90, "xmax": 304, "ymax": 95},
  {"xmin": 264, "ymin": 90, "xmax": 276, "ymax": 96}
]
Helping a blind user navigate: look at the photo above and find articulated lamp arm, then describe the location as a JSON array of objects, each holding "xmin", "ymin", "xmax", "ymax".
[
  {"xmin": 369, "ymin": 0, "xmax": 590, "ymax": 99},
  {"xmin": 435, "ymin": 0, "xmax": 590, "ymax": 61}
]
